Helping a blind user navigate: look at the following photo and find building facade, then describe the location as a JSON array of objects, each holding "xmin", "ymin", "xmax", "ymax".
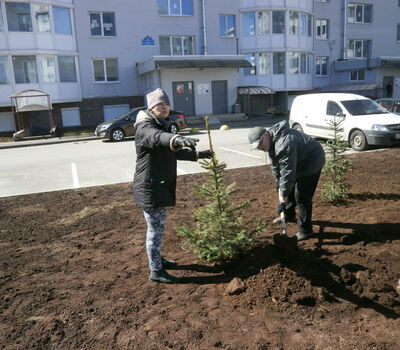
[{"xmin": 0, "ymin": 0, "xmax": 399, "ymax": 135}]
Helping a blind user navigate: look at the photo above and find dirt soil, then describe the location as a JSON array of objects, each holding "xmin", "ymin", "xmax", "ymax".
[{"xmin": 1, "ymin": 148, "xmax": 400, "ymax": 350}]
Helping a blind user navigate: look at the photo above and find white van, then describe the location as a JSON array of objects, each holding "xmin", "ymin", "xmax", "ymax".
[{"xmin": 289, "ymin": 93, "xmax": 400, "ymax": 151}]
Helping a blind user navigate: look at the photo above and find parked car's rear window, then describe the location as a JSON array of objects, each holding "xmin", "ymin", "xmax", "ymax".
[{"xmin": 341, "ymin": 99, "xmax": 387, "ymax": 116}]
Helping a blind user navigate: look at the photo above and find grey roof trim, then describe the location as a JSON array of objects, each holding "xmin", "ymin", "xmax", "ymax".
[
  {"xmin": 155, "ymin": 58, "xmax": 252, "ymax": 69},
  {"xmin": 321, "ymin": 83, "xmax": 377, "ymax": 92}
]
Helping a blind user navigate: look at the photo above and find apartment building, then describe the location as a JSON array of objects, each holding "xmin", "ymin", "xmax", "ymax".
[
  {"xmin": 0, "ymin": 0, "xmax": 81, "ymax": 136},
  {"xmin": 0, "ymin": 0, "xmax": 399, "ymax": 136}
]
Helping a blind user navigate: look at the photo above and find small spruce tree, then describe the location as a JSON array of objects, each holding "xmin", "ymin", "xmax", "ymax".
[
  {"xmin": 175, "ymin": 116, "xmax": 266, "ymax": 262},
  {"xmin": 321, "ymin": 113, "xmax": 354, "ymax": 202}
]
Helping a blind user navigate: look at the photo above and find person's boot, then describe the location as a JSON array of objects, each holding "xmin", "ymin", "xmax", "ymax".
[
  {"xmin": 149, "ymin": 269, "xmax": 179, "ymax": 283},
  {"xmin": 161, "ymin": 256, "xmax": 178, "ymax": 269},
  {"xmin": 296, "ymin": 231, "xmax": 313, "ymax": 241}
]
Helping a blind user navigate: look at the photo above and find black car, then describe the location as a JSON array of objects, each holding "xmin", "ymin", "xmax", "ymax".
[{"xmin": 95, "ymin": 107, "xmax": 187, "ymax": 141}]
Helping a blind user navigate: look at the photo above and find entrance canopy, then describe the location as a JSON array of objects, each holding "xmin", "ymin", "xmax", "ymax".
[
  {"xmin": 137, "ymin": 55, "xmax": 252, "ymax": 75},
  {"xmin": 380, "ymin": 56, "xmax": 400, "ymax": 67},
  {"xmin": 10, "ymin": 89, "xmax": 52, "ymax": 113}
]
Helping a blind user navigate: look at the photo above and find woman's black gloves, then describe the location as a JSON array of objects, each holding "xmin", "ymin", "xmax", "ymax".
[
  {"xmin": 174, "ymin": 136, "xmax": 199, "ymax": 150},
  {"xmin": 197, "ymin": 150, "xmax": 213, "ymax": 159}
]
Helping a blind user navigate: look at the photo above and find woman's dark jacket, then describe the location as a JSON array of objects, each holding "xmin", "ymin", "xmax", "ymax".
[{"xmin": 133, "ymin": 110, "xmax": 197, "ymax": 208}]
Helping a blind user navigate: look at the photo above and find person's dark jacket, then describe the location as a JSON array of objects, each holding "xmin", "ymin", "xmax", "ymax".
[
  {"xmin": 268, "ymin": 120, "xmax": 325, "ymax": 197},
  {"xmin": 133, "ymin": 110, "xmax": 197, "ymax": 208}
]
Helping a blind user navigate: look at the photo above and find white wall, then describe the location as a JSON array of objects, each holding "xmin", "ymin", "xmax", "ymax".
[{"xmin": 160, "ymin": 68, "xmax": 239, "ymax": 115}]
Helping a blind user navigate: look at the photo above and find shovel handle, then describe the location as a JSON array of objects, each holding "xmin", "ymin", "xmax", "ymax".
[{"xmin": 280, "ymin": 211, "xmax": 287, "ymax": 236}]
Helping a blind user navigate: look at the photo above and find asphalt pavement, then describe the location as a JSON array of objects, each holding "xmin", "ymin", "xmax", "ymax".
[{"xmin": 0, "ymin": 115, "xmax": 287, "ymax": 150}]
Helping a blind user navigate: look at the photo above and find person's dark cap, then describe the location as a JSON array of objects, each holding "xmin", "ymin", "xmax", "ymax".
[
  {"xmin": 248, "ymin": 127, "xmax": 266, "ymax": 150},
  {"xmin": 146, "ymin": 88, "xmax": 170, "ymax": 110}
]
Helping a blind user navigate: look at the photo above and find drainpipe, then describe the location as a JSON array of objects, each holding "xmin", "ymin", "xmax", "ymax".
[
  {"xmin": 201, "ymin": 0, "xmax": 207, "ymax": 55},
  {"xmin": 342, "ymin": 0, "xmax": 347, "ymax": 59}
]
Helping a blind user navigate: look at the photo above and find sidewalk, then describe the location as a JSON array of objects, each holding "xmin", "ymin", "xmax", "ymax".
[{"xmin": 0, "ymin": 115, "xmax": 287, "ymax": 150}]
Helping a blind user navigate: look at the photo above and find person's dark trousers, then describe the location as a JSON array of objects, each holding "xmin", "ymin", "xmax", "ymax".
[{"xmin": 285, "ymin": 171, "xmax": 321, "ymax": 234}]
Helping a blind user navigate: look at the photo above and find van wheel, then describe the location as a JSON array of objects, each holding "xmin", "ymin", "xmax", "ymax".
[
  {"xmin": 292, "ymin": 123, "xmax": 303, "ymax": 133},
  {"xmin": 110, "ymin": 128, "xmax": 125, "ymax": 142},
  {"xmin": 350, "ymin": 130, "xmax": 368, "ymax": 151}
]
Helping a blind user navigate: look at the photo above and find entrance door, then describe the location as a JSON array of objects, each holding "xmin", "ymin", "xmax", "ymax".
[
  {"xmin": 212, "ymin": 80, "xmax": 228, "ymax": 114},
  {"xmin": 383, "ymin": 76, "xmax": 394, "ymax": 98},
  {"xmin": 30, "ymin": 110, "xmax": 50, "ymax": 136},
  {"xmin": 172, "ymin": 81, "xmax": 195, "ymax": 116}
]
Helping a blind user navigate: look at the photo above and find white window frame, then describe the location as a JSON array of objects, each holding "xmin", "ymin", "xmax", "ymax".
[
  {"xmin": 315, "ymin": 56, "xmax": 328, "ymax": 76},
  {"xmin": 244, "ymin": 53, "xmax": 256, "ymax": 75},
  {"xmin": 289, "ymin": 11, "xmax": 299, "ymax": 35},
  {"xmin": 316, "ymin": 19, "xmax": 329, "ymax": 40},
  {"xmin": 397, "ymin": 23, "xmax": 400, "ymax": 41},
  {"xmin": 348, "ymin": 3, "xmax": 372, "ymax": 24},
  {"xmin": 258, "ymin": 52, "xmax": 270, "ymax": 75},
  {"xmin": 89, "ymin": 12, "xmax": 116, "ymax": 37},
  {"xmin": 350, "ymin": 69, "xmax": 365, "ymax": 81},
  {"xmin": 92, "ymin": 58, "xmax": 119, "ymax": 83},
  {"xmin": 347, "ymin": 39, "xmax": 370, "ymax": 58},
  {"xmin": 219, "ymin": 14, "xmax": 235, "ymax": 37},
  {"xmin": 157, "ymin": 0, "xmax": 193, "ymax": 16},
  {"xmin": 159, "ymin": 35, "xmax": 194, "ymax": 55}
]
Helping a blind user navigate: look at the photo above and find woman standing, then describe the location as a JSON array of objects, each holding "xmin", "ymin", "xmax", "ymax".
[{"xmin": 133, "ymin": 88, "xmax": 212, "ymax": 283}]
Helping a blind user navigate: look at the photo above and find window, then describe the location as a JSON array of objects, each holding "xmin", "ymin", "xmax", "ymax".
[
  {"xmin": 347, "ymin": 39, "xmax": 371, "ymax": 58},
  {"xmin": 159, "ymin": 36, "xmax": 194, "ymax": 55},
  {"xmin": 316, "ymin": 56, "xmax": 328, "ymax": 76},
  {"xmin": 308, "ymin": 14, "xmax": 312, "ymax": 37},
  {"xmin": 90, "ymin": 12, "xmax": 116, "ymax": 36},
  {"xmin": 299, "ymin": 13, "xmax": 307, "ymax": 35},
  {"xmin": 350, "ymin": 69, "xmax": 365, "ymax": 81},
  {"xmin": 0, "ymin": 57, "xmax": 11, "ymax": 84},
  {"xmin": 289, "ymin": 11, "xmax": 298, "ymax": 35},
  {"xmin": 12, "ymin": 56, "xmax": 38, "ymax": 83},
  {"xmin": 0, "ymin": 8, "xmax": 4, "ymax": 31},
  {"xmin": 58, "ymin": 56, "xmax": 77, "ymax": 82},
  {"xmin": 272, "ymin": 11, "xmax": 284, "ymax": 34},
  {"xmin": 53, "ymin": 6, "xmax": 72, "ymax": 34},
  {"xmin": 258, "ymin": 12, "xmax": 270, "ymax": 34},
  {"xmin": 33, "ymin": 4, "xmax": 50, "ymax": 32},
  {"xmin": 348, "ymin": 3, "xmax": 372, "ymax": 23},
  {"xmin": 300, "ymin": 53, "xmax": 307, "ymax": 74},
  {"xmin": 397, "ymin": 24, "xmax": 400, "ymax": 41},
  {"xmin": 157, "ymin": 0, "xmax": 193, "ymax": 16},
  {"xmin": 93, "ymin": 58, "xmax": 118, "ymax": 82},
  {"xmin": 6, "ymin": 2, "xmax": 32, "ymax": 32},
  {"xmin": 273, "ymin": 52, "xmax": 285, "ymax": 74},
  {"xmin": 258, "ymin": 53, "xmax": 270, "ymax": 75},
  {"xmin": 244, "ymin": 53, "xmax": 256, "ymax": 75},
  {"xmin": 289, "ymin": 52, "xmax": 299, "ymax": 74},
  {"xmin": 219, "ymin": 15, "xmax": 235, "ymax": 37},
  {"xmin": 39, "ymin": 56, "xmax": 56, "ymax": 82},
  {"xmin": 316, "ymin": 19, "xmax": 329, "ymax": 39},
  {"xmin": 327, "ymin": 101, "xmax": 343, "ymax": 116},
  {"xmin": 243, "ymin": 12, "xmax": 255, "ymax": 36}
]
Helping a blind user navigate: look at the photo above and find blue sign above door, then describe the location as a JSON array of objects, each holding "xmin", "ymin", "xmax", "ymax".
[{"xmin": 141, "ymin": 36, "xmax": 155, "ymax": 46}]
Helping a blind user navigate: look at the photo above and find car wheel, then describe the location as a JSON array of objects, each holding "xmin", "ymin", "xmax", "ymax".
[
  {"xmin": 110, "ymin": 128, "xmax": 125, "ymax": 142},
  {"xmin": 350, "ymin": 130, "xmax": 368, "ymax": 151},
  {"xmin": 292, "ymin": 123, "xmax": 303, "ymax": 133},
  {"xmin": 169, "ymin": 123, "xmax": 179, "ymax": 134}
]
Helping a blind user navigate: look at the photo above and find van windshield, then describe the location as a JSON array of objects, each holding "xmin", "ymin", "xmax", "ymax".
[{"xmin": 341, "ymin": 99, "xmax": 388, "ymax": 116}]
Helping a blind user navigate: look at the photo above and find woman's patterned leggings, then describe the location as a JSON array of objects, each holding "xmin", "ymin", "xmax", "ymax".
[{"xmin": 143, "ymin": 207, "xmax": 168, "ymax": 271}]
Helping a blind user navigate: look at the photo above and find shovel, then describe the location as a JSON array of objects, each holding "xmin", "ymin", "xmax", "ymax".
[{"xmin": 272, "ymin": 195, "xmax": 297, "ymax": 250}]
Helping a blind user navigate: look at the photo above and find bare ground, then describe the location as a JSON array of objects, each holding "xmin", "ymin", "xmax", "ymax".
[{"xmin": 1, "ymin": 148, "xmax": 400, "ymax": 350}]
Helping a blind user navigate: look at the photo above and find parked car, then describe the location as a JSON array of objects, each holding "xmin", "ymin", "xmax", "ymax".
[
  {"xmin": 375, "ymin": 98, "xmax": 400, "ymax": 115},
  {"xmin": 95, "ymin": 107, "xmax": 187, "ymax": 141},
  {"xmin": 289, "ymin": 93, "xmax": 400, "ymax": 151}
]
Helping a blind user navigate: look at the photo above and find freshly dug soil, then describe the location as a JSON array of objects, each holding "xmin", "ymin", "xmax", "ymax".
[{"xmin": 1, "ymin": 148, "xmax": 400, "ymax": 350}]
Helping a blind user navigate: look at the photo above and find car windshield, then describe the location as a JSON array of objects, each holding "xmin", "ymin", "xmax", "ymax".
[{"xmin": 341, "ymin": 99, "xmax": 388, "ymax": 116}]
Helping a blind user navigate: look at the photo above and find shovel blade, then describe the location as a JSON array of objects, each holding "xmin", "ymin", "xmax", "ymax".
[{"xmin": 273, "ymin": 233, "xmax": 298, "ymax": 251}]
